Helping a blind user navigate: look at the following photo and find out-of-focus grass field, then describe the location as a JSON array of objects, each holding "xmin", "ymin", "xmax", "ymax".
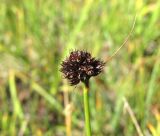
[{"xmin": 0, "ymin": 0, "xmax": 160, "ymax": 136}]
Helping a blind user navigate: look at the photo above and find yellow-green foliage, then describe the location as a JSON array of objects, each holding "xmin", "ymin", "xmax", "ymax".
[{"xmin": 0, "ymin": 0, "xmax": 160, "ymax": 135}]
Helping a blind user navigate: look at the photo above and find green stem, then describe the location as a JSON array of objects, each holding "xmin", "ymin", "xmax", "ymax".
[{"xmin": 83, "ymin": 81, "xmax": 92, "ymax": 136}]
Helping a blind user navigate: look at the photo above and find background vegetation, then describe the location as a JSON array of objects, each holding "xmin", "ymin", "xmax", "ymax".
[{"xmin": 0, "ymin": 0, "xmax": 160, "ymax": 135}]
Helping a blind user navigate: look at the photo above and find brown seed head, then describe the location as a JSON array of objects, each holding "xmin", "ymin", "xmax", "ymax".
[{"xmin": 60, "ymin": 50, "xmax": 105, "ymax": 85}]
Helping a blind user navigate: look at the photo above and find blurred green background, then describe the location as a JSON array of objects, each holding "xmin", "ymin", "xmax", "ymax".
[{"xmin": 0, "ymin": 0, "xmax": 160, "ymax": 136}]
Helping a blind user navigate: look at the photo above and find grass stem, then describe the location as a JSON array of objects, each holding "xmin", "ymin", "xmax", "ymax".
[
  {"xmin": 64, "ymin": 91, "xmax": 72, "ymax": 136},
  {"xmin": 83, "ymin": 81, "xmax": 92, "ymax": 136},
  {"xmin": 9, "ymin": 69, "xmax": 23, "ymax": 119}
]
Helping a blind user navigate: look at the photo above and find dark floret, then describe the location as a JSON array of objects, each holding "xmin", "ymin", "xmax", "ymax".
[{"xmin": 60, "ymin": 50, "xmax": 105, "ymax": 85}]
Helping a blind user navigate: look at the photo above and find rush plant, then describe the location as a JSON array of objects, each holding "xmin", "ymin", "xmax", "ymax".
[
  {"xmin": 60, "ymin": 15, "xmax": 136, "ymax": 136},
  {"xmin": 60, "ymin": 50, "xmax": 104, "ymax": 136}
]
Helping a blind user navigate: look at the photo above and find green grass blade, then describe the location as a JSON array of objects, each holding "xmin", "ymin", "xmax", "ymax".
[
  {"xmin": 9, "ymin": 70, "xmax": 23, "ymax": 119},
  {"xmin": 31, "ymin": 82, "xmax": 63, "ymax": 112},
  {"xmin": 62, "ymin": 0, "xmax": 94, "ymax": 59},
  {"xmin": 145, "ymin": 49, "xmax": 160, "ymax": 124}
]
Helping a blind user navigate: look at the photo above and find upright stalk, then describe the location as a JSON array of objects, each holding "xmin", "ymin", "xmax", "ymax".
[
  {"xmin": 60, "ymin": 50, "xmax": 104, "ymax": 136},
  {"xmin": 83, "ymin": 80, "xmax": 91, "ymax": 136},
  {"xmin": 64, "ymin": 90, "xmax": 72, "ymax": 136}
]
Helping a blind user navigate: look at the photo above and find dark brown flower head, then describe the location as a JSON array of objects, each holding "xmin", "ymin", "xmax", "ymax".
[{"xmin": 60, "ymin": 50, "xmax": 105, "ymax": 85}]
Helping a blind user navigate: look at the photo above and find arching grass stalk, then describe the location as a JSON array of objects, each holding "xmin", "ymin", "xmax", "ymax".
[
  {"xmin": 60, "ymin": 15, "xmax": 137, "ymax": 136},
  {"xmin": 83, "ymin": 80, "xmax": 91, "ymax": 136}
]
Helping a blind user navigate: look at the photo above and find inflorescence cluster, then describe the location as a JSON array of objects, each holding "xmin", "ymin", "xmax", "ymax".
[{"xmin": 60, "ymin": 50, "xmax": 105, "ymax": 85}]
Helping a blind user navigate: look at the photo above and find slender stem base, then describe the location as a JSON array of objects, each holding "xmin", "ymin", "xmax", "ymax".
[{"xmin": 83, "ymin": 81, "xmax": 92, "ymax": 136}]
